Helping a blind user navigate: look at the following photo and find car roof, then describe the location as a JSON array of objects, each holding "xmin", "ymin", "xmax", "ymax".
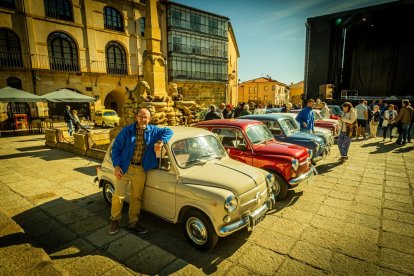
[
  {"xmin": 167, "ymin": 126, "xmax": 214, "ymax": 143},
  {"xmin": 239, "ymin": 113, "xmax": 291, "ymax": 121},
  {"xmin": 98, "ymin": 109, "xmax": 116, "ymax": 112},
  {"xmin": 195, "ymin": 119, "xmax": 262, "ymax": 129}
]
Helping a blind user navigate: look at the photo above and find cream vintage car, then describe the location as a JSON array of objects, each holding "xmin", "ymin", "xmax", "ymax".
[{"xmin": 95, "ymin": 126, "xmax": 276, "ymax": 250}]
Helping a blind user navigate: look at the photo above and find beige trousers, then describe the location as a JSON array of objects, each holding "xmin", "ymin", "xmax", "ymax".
[
  {"xmin": 369, "ymin": 121, "xmax": 379, "ymax": 138},
  {"xmin": 110, "ymin": 165, "xmax": 146, "ymax": 226}
]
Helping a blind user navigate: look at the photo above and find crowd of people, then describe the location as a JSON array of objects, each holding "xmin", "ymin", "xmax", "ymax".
[{"xmin": 63, "ymin": 105, "xmax": 89, "ymax": 136}]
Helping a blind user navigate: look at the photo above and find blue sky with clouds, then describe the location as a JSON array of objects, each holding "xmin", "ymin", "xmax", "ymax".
[{"xmin": 173, "ymin": 0, "xmax": 395, "ymax": 85}]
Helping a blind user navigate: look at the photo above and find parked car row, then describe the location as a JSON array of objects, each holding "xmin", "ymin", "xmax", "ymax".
[{"xmin": 94, "ymin": 109, "xmax": 338, "ymax": 251}]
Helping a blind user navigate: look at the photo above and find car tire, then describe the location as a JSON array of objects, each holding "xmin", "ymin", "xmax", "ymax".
[
  {"xmin": 93, "ymin": 120, "xmax": 97, "ymax": 126},
  {"xmin": 182, "ymin": 209, "xmax": 218, "ymax": 251},
  {"xmin": 102, "ymin": 181, "xmax": 114, "ymax": 205},
  {"xmin": 272, "ymin": 173, "xmax": 288, "ymax": 201},
  {"xmin": 102, "ymin": 121, "xmax": 106, "ymax": 128}
]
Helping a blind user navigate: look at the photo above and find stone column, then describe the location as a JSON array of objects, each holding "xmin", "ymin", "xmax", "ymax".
[{"xmin": 144, "ymin": 0, "xmax": 167, "ymax": 97}]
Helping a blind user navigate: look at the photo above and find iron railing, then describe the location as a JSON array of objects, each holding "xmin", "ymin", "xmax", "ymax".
[{"xmin": 0, "ymin": 53, "xmax": 139, "ymax": 75}]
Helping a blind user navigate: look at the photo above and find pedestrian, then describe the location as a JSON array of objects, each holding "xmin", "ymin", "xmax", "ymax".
[
  {"xmin": 320, "ymin": 102, "xmax": 330, "ymax": 119},
  {"xmin": 222, "ymin": 104, "xmax": 234, "ymax": 119},
  {"xmin": 234, "ymin": 103, "xmax": 243, "ymax": 118},
  {"xmin": 239, "ymin": 104, "xmax": 252, "ymax": 116},
  {"xmin": 408, "ymin": 102, "xmax": 414, "ymax": 143},
  {"xmin": 368, "ymin": 99, "xmax": 377, "ymax": 112},
  {"xmin": 355, "ymin": 99, "xmax": 368, "ymax": 139},
  {"xmin": 204, "ymin": 105, "xmax": 222, "ymax": 120},
  {"xmin": 217, "ymin": 103, "xmax": 225, "ymax": 119},
  {"xmin": 296, "ymin": 99, "xmax": 315, "ymax": 133},
  {"xmin": 63, "ymin": 105, "xmax": 75, "ymax": 137},
  {"xmin": 109, "ymin": 108, "xmax": 173, "ymax": 235},
  {"xmin": 253, "ymin": 104, "xmax": 266, "ymax": 114},
  {"xmin": 71, "ymin": 110, "xmax": 81, "ymax": 133},
  {"xmin": 379, "ymin": 102, "xmax": 388, "ymax": 127},
  {"xmin": 382, "ymin": 104, "xmax": 398, "ymax": 141},
  {"xmin": 369, "ymin": 105, "xmax": 380, "ymax": 138},
  {"xmin": 337, "ymin": 102, "xmax": 357, "ymax": 163},
  {"xmin": 390, "ymin": 100, "xmax": 414, "ymax": 145}
]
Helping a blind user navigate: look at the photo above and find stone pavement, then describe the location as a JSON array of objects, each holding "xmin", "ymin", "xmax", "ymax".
[{"xmin": 0, "ymin": 134, "xmax": 413, "ymax": 275}]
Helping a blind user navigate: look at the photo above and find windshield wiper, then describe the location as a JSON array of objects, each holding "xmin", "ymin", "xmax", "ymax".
[{"xmin": 186, "ymin": 159, "xmax": 207, "ymax": 166}]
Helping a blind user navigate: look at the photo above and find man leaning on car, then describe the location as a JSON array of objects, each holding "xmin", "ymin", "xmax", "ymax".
[{"xmin": 109, "ymin": 108, "xmax": 173, "ymax": 235}]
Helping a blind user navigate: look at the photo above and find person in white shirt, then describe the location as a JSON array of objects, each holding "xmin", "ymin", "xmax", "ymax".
[
  {"xmin": 382, "ymin": 104, "xmax": 398, "ymax": 141},
  {"xmin": 337, "ymin": 102, "xmax": 357, "ymax": 163},
  {"xmin": 320, "ymin": 102, "xmax": 331, "ymax": 119},
  {"xmin": 354, "ymin": 99, "xmax": 368, "ymax": 139}
]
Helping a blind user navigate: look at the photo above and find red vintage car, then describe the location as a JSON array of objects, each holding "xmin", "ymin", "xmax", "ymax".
[
  {"xmin": 194, "ymin": 119, "xmax": 315, "ymax": 200},
  {"xmin": 290, "ymin": 109, "xmax": 340, "ymax": 137}
]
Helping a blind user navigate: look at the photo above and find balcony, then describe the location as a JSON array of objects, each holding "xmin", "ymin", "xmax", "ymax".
[
  {"xmin": 0, "ymin": 53, "xmax": 139, "ymax": 75},
  {"xmin": 169, "ymin": 43, "xmax": 228, "ymax": 58}
]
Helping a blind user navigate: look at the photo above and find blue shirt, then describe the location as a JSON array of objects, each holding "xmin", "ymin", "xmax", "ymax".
[
  {"xmin": 111, "ymin": 123, "xmax": 173, "ymax": 173},
  {"xmin": 296, "ymin": 106, "xmax": 315, "ymax": 132}
]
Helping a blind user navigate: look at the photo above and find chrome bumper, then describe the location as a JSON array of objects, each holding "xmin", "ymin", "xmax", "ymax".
[
  {"xmin": 219, "ymin": 194, "xmax": 275, "ymax": 235},
  {"xmin": 289, "ymin": 166, "xmax": 316, "ymax": 185}
]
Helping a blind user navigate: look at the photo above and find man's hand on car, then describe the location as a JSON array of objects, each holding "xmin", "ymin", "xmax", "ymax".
[{"xmin": 114, "ymin": 166, "xmax": 123, "ymax": 180}]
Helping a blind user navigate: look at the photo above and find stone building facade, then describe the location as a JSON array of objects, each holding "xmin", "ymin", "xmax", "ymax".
[{"xmin": 238, "ymin": 77, "xmax": 288, "ymax": 106}]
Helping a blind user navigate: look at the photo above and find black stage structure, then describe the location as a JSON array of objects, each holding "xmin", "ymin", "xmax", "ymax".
[{"xmin": 304, "ymin": 0, "xmax": 414, "ymax": 101}]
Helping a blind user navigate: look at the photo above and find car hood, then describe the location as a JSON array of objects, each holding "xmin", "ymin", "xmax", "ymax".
[
  {"xmin": 182, "ymin": 158, "xmax": 265, "ymax": 195},
  {"xmin": 253, "ymin": 141, "xmax": 308, "ymax": 160},
  {"xmin": 287, "ymin": 131, "xmax": 324, "ymax": 144}
]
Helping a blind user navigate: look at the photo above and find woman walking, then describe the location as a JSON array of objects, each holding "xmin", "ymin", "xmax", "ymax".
[
  {"xmin": 337, "ymin": 102, "xmax": 357, "ymax": 163},
  {"xmin": 369, "ymin": 105, "xmax": 380, "ymax": 138},
  {"xmin": 382, "ymin": 104, "xmax": 398, "ymax": 141}
]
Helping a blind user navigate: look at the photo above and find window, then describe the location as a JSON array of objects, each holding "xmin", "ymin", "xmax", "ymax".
[
  {"xmin": 0, "ymin": 0, "xmax": 15, "ymax": 9},
  {"xmin": 140, "ymin": 17, "xmax": 145, "ymax": 36},
  {"xmin": 7, "ymin": 77, "xmax": 22, "ymax": 89},
  {"xmin": 264, "ymin": 86, "xmax": 268, "ymax": 91},
  {"xmin": 249, "ymin": 87, "xmax": 252, "ymax": 93},
  {"xmin": 104, "ymin": 6, "xmax": 123, "ymax": 31},
  {"xmin": 106, "ymin": 41, "xmax": 127, "ymax": 75},
  {"xmin": 211, "ymin": 128, "xmax": 246, "ymax": 149},
  {"xmin": 0, "ymin": 29, "xmax": 22, "ymax": 68},
  {"xmin": 47, "ymin": 32, "xmax": 79, "ymax": 72},
  {"xmin": 168, "ymin": 56, "xmax": 227, "ymax": 81},
  {"xmin": 44, "ymin": 0, "xmax": 73, "ymax": 21},
  {"xmin": 272, "ymin": 85, "xmax": 276, "ymax": 91}
]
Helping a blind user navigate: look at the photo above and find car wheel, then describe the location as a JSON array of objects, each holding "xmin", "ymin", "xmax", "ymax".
[
  {"xmin": 102, "ymin": 121, "xmax": 106, "ymax": 128},
  {"xmin": 182, "ymin": 209, "xmax": 218, "ymax": 251},
  {"xmin": 102, "ymin": 181, "xmax": 114, "ymax": 205},
  {"xmin": 93, "ymin": 120, "xmax": 97, "ymax": 126},
  {"xmin": 272, "ymin": 173, "xmax": 288, "ymax": 201}
]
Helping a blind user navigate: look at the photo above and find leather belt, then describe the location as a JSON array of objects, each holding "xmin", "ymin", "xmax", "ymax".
[{"xmin": 130, "ymin": 161, "xmax": 142, "ymax": 166}]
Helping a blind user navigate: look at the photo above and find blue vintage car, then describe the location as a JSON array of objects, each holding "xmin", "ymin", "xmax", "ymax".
[{"xmin": 239, "ymin": 113, "xmax": 329, "ymax": 163}]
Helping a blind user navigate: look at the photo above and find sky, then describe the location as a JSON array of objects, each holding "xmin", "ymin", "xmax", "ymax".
[{"xmin": 173, "ymin": 0, "xmax": 395, "ymax": 85}]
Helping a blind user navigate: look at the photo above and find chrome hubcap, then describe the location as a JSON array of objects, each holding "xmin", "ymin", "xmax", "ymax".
[
  {"xmin": 273, "ymin": 178, "xmax": 281, "ymax": 196},
  {"xmin": 186, "ymin": 217, "xmax": 207, "ymax": 245},
  {"xmin": 105, "ymin": 184, "xmax": 114, "ymax": 202}
]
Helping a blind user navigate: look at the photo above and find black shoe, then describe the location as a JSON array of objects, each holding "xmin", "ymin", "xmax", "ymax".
[{"xmin": 127, "ymin": 223, "xmax": 148, "ymax": 235}]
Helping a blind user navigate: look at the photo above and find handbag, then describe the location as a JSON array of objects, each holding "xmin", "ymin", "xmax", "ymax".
[
  {"xmin": 382, "ymin": 119, "xmax": 389, "ymax": 127},
  {"xmin": 345, "ymin": 122, "xmax": 357, "ymax": 137}
]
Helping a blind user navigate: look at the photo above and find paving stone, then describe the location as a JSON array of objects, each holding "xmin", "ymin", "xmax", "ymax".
[
  {"xmin": 56, "ymin": 208, "xmax": 94, "ymax": 225},
  {"xmin": 290, "ymin": 199, "xmax": 321, "ymax": 213},
  {"xmin": 353, "ymin": 202, "xmax": 381, "ymax": 217},
  {"xmin": 380, "ymin": 232, "xmax": 414, "ymax": 255},
  {"xmin": 311, "ymin": 215, "xmax": 345, "ymax": 234},
  {"xmin": 384, "ymin": 193, "xmax": 412, "ymax": 204},
  {"xmin": 333, "ymin": 235, "xmax": 378, "ymax": 262},
  {"xmin": 331, "ymin": 253, "xmax": 379, "ymax": 276},
  {"xmin": 43, "ymin": 202, "xmax": 80, "ymax": 217},
  {"xmin": 341, "ymin": 223, "xmax": 379, "ymax": 244},
  {"xmin": 103, "ymin": 265, "xmax": 135, "ymax": 275},
  {"xmin": 325, "ymin": 197, "xmax": 354, "ymax": 211},
  {"xmin": 384, "ymin": 186, "xmax": 411, "ymax": 196},
  {"xmin": 385, "ymin": 180, "xmax": 410, "ymax": 189},
  {"xmin": 160, "ymin": 259, "xmax": 203, "ymax": 276},
  {"xmin": 300, "ymin": 227, "xmax": 339, "ymax": 250},
  {"xmin": 344, "ymin": 213, "xmax": 380, "ymax": 230},
  {"xmin": 277, "ymin": 258, "xmax": 326, "ymax": 276},
  {"xmin": 237, "ymin": 246, "xmax": 284, "ymax": 275},
  {"xmin": 49, "ymin": 239, "xmax": 96, "ymax": 267},
  {"xmin": 329, "ymin": 190, "xmax": 355, "ymax": 201},
  {"xmin": 68, "ymin": 216, "xmax": 107, "ymax": 235},
  {"xmin": 280, "ymin": 208, "xmax": 314, "ymax": 224},
  {"xmin": 23, "ymin": 218, "xmax": 62, "ymax": 238},
  {"xmin": 379, "ymin": 248, "xmax": 414, "ymax": 275},
  {"xmin": 289, "ymin": 241, "xmax": 332, "ymax": 270},
  {"xmin": 226, "ymin": 265, "xmax": 252, "ymax": 276},
  {"xmin": 359, "ymin": 182, "xmax": 383, "ymax": 191},
  {"xmin": 333, "ymin": 184, "xmax": 357, "ymax": 194},
  {"xmin": 125, "ymin": 245, "xmax": 177, "ymax": 275},
  {"xmin": 37, "ymin": 227, "xmax": 78, "ymax": 252},
  {"xmin": 382, "ymin": 219, "xmax": 414, "ymax": 237},
  {"xmin": 272, "ymin": 217, "xmax": 308, "ymax": 239},
  {"xmin": 357, "ymin": 188, "xmax": 383, "ymax": 199},
  {"xmin": 383, "ymin": 200, "xmax": 414, "ymax": 213},
  {"xmin": 60, "ymin": 255, "xmax": 118, "ymax": 275},
  {"xmin": 354, "ymin": 195, "xmax": 383, "ymax": 207},
  {"xmin": 383, "ymin": 209, "xmax": 414, "ymax": 225},
  {"xmin": 317, "ymin": 205, "xmax": 349, "ymax": 221},
  {"xmin": 253, "ymin": 230, "xmax": 296, "ymax": 255},
  {"xmin": 107, "ymin": 234, "xmax": 151, "ymax": 261}
]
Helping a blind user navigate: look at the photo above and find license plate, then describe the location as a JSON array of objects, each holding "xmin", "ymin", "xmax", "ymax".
[{"xmin": 248, "ymin": 212, "xmax": 266, "ymax": 231}]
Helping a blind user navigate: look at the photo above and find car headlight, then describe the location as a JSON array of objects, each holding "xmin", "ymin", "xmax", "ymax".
[
  {"xmin": 292, "ymin": 159, "xmax": 299, "ymax": 171},
  {"xmin": 266, "ymin": 173, "xmax": 275, "ymax": 188},
  {"xmin": 307, "ymin": 149, "xmax": 313, "ymax": 158},
  {"xmin": 224, "ymin": 195, "xmax": 238, "ymax": 213}
]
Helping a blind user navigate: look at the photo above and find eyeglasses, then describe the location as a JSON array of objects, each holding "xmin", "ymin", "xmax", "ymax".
[{"xmin": 137, "ymin": 116, "xmax": 150, "ymax": 120}]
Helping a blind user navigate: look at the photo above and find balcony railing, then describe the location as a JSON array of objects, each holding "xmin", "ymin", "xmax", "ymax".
[
  {"xmin": 169, "ymin": 69, "xmax": 227, "ymax": 82},
  {"xmin": 0, "ymin": 52, "xmax": 24, "ymax": 69}
]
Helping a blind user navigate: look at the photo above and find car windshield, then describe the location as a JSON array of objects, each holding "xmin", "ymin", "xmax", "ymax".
[
  {"xmin": 332, "ymin": 106, "xmax": 341, "ymax": 115},
  {"xmin": 172, "ymin": 135, "xmax": 226, "ymax": 168},
  {"xmin": 313, "ymin": 110, "xmax": 323, "ymax": 120},
  {"xmin": 246, "ymin": 124, "xmax": 274, "ymax": 144},
  {"xmin": 279, "ymin": 118, "xmax": 299, "ymax": 134},
  {"xmin": 104, "ymin": 111, "xmax": 117, "ymax": 116}
]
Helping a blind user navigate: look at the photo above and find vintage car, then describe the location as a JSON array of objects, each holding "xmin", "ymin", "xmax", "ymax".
[
  {"xmin": 93, "ymin": 109, "xmax": 120, "ymax": 128},
  {"xmin": 290, "ymin": 109, "xmax": 340, "ymax": 137},
  {"xmin": 95, "ymin": 126, "xmax": 275, "ymax": 251},
  {"xmin": 328, "ymin": 105, "xmax": 342, "ymax": 120},
  {"xmin": 282, "ymin": 113, "xmax": 334, "ymax": 147},
  {"xmin": 194, "ymin": 119, "xmax": 315, "ymax": 201},
  {"xmin": 239, "ymin": 114, "xmax": 329, "ymax": 164}
]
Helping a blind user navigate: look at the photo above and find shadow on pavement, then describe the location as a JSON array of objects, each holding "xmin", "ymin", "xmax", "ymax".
[
  {"xmin": 11, "ymin": 191, "xmax": 257, "ymax": 274},
  {"xmin": 73, "ymin": 165, "xmax": 99, "ymax": 177}
]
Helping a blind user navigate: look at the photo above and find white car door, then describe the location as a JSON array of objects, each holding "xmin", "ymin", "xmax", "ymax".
[{"xmin": 142, "ymin": 146, "xmax": 176, "ymax": 220}]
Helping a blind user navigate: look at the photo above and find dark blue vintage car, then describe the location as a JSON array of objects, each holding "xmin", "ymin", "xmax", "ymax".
[{"xmin": 239, "ymin": 113, "xmax": 329, "ymax": 163}]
